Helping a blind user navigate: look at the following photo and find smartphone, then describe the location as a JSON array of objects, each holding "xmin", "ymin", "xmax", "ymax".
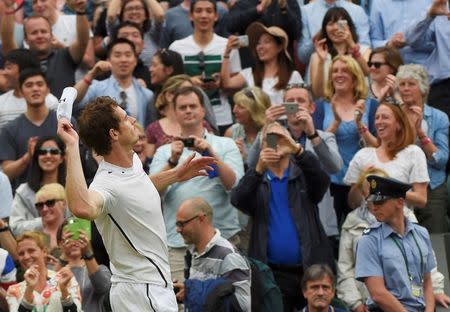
[
  {"xmin": 282, "ymin": 102, "xmax": 299, "ymax": 115},
  {"xmin": 64, "ymin": 217, "xmax": 91, "ymax": 240},
  {"xmin": 202, "ymin": 76, "xmax": 216, "ymax": 83},
  {"xmin": 237, "ymin": 35, "xmax": 249, "ymax": 48},
  {"xmin": 266, "ymin": 133, "xmax": 278, "ymax": 150},
  {"xmin": 337, "ymin": 20, "xmax": 348, "ymax": 31},
  {"xmin": 181, "ymin": 137, "xmax": 195, "ymax": 148}
]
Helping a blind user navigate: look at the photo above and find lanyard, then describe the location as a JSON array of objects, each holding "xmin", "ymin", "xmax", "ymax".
[{"xmin": 389, "ymin": 230, "xmax": 424, "ymax": 282}]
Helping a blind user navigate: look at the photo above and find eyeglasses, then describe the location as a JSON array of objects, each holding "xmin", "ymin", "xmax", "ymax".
[
  {"xmin": 35, "ymin": 199, "xmax": 61, "ymax": 210},
  {"xmin": 286, "ymin": 82, "xmax": 311, "ymax": 91},
  {"xmin": 38, "ymin": 147, "xmax": 61, "ymax": 156},
  {"xmin": 175, "ymin": 215, "xmax": 204, "ymax": 228},
  {"xmin": 368, "ymin": 62, "xmax": 387, "ymax": 69},
  {"xmin": 119, "ymin": 91, "xmax": 128, "ymax": 110}
]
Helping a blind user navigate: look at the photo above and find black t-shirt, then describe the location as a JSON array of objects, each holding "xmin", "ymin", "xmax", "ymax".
[{"xmin": 41, "ymin": 48, "xmax": 78, "ymax": 98}]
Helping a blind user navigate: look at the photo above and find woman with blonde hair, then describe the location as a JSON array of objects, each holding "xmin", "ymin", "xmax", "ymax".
[
  {"xmin": 145, "ymin": 75, "xmax": 217, "ymax": 157},
  {"xmin": 6, "ymin": 231, "xmax": 82, "ymax": 311},
  {"xmin": 35, "ymin": 183, "xmax": 70, "ymax": 250},
  {"xmin": 314, "ymin": 55, "xmax": 378, "ymax": 225},
  {"xmin": 224, "ymin": 87, "xmax": 270, "ymax": 164}
]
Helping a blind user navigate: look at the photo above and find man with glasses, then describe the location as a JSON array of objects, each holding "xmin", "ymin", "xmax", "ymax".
[
  {"xmin": 0, "ymin": 68, "xmax": 67, "ymax": 190},
  {"xmin": 169, "ymin": 0, "xmax": 241, "ymax": 134},
  {"xmin": 74, "ymin": 38, "xmax": 157, "ymax": 128},
  {"xmin": 173, "ymin": 197, "xmax": 251, "ymax": 311},
  {"xmin": 355, "ymin": 175, "xmax": 435, "ymax": 312}
]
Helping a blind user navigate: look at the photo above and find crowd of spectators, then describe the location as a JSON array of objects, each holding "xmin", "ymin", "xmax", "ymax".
[{"xmin": 0, "ymin": 0, "xmax": 449, "ymax": 310}]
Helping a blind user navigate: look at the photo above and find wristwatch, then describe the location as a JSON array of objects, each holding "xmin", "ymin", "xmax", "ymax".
[{"xmin": 82, "ymin": 251, "xmax": 95, "ymax": 260}]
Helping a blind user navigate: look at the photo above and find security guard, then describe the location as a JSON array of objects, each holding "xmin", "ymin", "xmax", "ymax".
[{"xmin": 355, "ymin": 175, "xmax": 436, "ymax": 312}]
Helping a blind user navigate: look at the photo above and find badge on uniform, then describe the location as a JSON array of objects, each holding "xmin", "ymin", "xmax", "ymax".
[
  {"xmin": 411, "ymin": 284, "xmax": 423, "ymax": 297},
  {"xmin": 362, "ymin": 228, "xmax": 371, "ymax": 235}
]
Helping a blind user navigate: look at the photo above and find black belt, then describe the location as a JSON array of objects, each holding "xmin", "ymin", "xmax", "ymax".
[{"xmin": 269, "ymin": 263, "xmax": 303, "ymax": 273}]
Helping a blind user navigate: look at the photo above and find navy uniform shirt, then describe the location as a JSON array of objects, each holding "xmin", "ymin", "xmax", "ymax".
[{"xmin": 355, "ymin": 218, "xmax": 436, "ymax": 311}]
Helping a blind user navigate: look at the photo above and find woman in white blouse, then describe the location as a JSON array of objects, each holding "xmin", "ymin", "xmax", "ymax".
[{"xmin": 221, "ymin": 22, "xmax": 302, "ymax": 106}]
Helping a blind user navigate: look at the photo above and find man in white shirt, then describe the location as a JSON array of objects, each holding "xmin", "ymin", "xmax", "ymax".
[
  {"xmin": 169, "ymin": 0, "xmax": 241, "ymax": 134},
  {"xmin": 0, "ymin": 49, "xmax": 58, "ymax": 130},
  {"xmin": 57, "ymin": 96, "xmax": 214, "ymax": 311}
]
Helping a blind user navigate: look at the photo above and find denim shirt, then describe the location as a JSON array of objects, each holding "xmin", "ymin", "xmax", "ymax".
[
  {"xmin": 420, "ymin": 104, "xmax": 449, "ymax": 189},
  {"xmin": 405, "ymin": 15, "xmax": 450, "ymax": 85},
  {"xmin": 78, "ymin": 75, "xmax": 156, "ymax": 127},
  {"xmin": 369, "ymin": 0, "xmax": 432, "ymax": 65}
]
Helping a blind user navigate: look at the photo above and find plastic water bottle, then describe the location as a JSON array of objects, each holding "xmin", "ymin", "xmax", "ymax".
[{"xmin": 57, "ymin": 87, "xmax": 77, "ymax": 120}]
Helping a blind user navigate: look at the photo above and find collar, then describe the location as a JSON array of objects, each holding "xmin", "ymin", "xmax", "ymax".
[
  {"xmin": 319, "ymin": 0, "xmax": 340, "ymax": 8},
  {"xmin": 110, "ymin": 75, "xmax": 138, "ymax": 89},
  {"xmin": 190, "ymin": 229, "xmax": 221, "ymax": 258},
  {"xmin": 381, "ymin": 217, "xmax": 414, "ymax": 239},
  {"xmin": 266, "ymin": 165, "xmax": 289, "ymax": 181},
  {"xmin": 303, "ymin": 306, "xmax": 334, "ymax": 312},
  {"xmin": 423, "ymin": 104, "xmax": 432, "ymax": 117}
]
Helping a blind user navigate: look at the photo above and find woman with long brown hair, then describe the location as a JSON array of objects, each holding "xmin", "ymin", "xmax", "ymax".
[
  {"xmin": 221, "ymin": 22, "xmax": 302, "ymax": 106},
  {"xmin": 344, "ymin": 102, "xmax": 429, "ymax": 210}
]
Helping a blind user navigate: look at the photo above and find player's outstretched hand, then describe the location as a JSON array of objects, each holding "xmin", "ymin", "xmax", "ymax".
[
  {"xmin": 57, "ymin": 118, "xmax": 79, "ymax": 147},
  {"xmin": 175, "ymin": 154, "xmax": 215, "ymax": 182}
]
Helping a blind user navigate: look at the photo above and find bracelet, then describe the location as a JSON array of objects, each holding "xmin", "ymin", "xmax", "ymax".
[
  {"xmin": 307, "ymin": 131, "xmax": 319, "ymax": 140},
  {"xmin": 0, "ymin": 226, "xmax": 9, "ymax": 233},
  {"xmin": 223, "ymin": 54, "xmax": 230, "ymax": 59},
  {"xmin": 83, "ymin": 77, "xmax": 92, "ymax": 85},
  {"xmin": 358, "ymin": 125, "xmax": 368, "ymax": 134},
  {"xmin": 168, "ymin": 158, "xmax": 178, "ymax": 167},
  {"xmin": 421, "ymin": 136, "xmax": 432, "ymax": 146}
]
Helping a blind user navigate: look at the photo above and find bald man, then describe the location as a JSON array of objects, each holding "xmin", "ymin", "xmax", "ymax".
[{"xmin": 174, "ymin": 197, "xmax": 251, "ymax": 311}]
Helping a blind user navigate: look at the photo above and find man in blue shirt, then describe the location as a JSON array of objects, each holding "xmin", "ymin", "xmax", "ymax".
[
  {"xmin": 297, "ymin": 0, "xmax": 371, "ymax": 64},
  {"xmin": 231, "ymin": 122, "xmax": 333, "ymax": 312},
  {"xmin": 73, "ymin": 38, "xmax": 157, "ymax": 128},
  {"xmin": 355, "ymin": 175, "xmax": 436, "ymax": 312},
  {"xmin": 404, "ymin": 0, "xmax": 450, "ymax": 119},
  {"xmin": 369, "ymin": 0, "xmax": 431, "ymax": 65}
]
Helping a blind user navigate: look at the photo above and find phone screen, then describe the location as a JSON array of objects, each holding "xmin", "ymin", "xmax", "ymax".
[{"xmin": 266, "ymin": 133, "xmax": 278, "ymax": 149}]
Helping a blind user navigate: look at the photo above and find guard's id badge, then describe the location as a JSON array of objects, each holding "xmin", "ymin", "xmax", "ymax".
[{"xmin": 411, "ymin": 284, "xmax": 423, "ymax": 297}]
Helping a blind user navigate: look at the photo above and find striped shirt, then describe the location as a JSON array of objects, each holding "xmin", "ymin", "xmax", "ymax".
[{"xmin": 189, "ymin": 230, "xmax": 251, "ymax": 311}]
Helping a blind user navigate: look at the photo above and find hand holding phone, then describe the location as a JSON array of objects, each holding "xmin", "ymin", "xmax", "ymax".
[{"xmin": 181, "ymin": 137, "xmax": 195, "ymax": 148}]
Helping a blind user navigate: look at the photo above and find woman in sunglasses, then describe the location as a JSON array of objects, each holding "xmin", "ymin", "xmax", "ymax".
[
  {"xmin": 6, "ymin": 231, "xmax": 82, "ymax": 312},
  {"xmin": 10, "ymin": 136, "xmax": 67, "ymax": 236},
  {"xmin": 367, "ymin": 46, "xmax": 404, "ymax": 104},
  {"xmin": 34, "ymin": 183, "xmax": 69, "ymax": 250},
  {"xmin": 309, "ymin": 7, "xmax": 370, "ymax": 98}
]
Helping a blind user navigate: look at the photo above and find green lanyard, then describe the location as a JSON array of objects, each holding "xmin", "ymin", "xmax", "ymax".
[{"xmin": 389, "ymin": 230, "xmax": 424, "ymax": 282}]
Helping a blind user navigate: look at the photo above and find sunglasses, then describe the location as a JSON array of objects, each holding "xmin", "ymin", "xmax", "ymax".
[
  {"xmin": 244, "ymin": 89, "xmax": 256, "ymax": 100},
  {"xmin": 368, "ymin": 62, "xmax": 387, "ymax": 69},
  {"xmin": 286, "ymin": 82, "xmax": 311, "ymax": 91},
  {"xmin": 175, "ymin": 214, "xmax": 204, "ymax": 228},
  {"xmin": 35, "ymin": 199, "xmax": 60, "ymax": 210},
  {"xmin": 119, "ymin": 91, "xmax": 128, "ymax": 110},
  {"xmin": 38, "ymin": 147, "xmax": 61, "ymax": 156}
]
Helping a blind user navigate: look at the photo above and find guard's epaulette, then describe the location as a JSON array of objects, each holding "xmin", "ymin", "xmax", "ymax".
[{"xmin": 362, "ymin": 227, "xmax": 372, "ymax": 235}]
